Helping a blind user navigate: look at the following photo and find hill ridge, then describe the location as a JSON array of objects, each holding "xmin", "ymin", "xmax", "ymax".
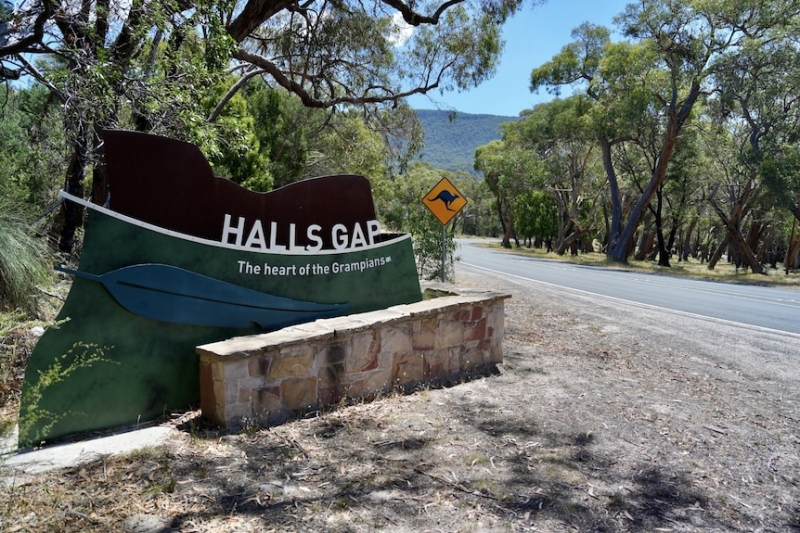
[{"xmin": 415, "ymin": 109, "xmax": 517, "ymax": 175}]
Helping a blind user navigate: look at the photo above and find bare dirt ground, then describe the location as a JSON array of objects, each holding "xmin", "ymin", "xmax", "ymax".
[{"xmin": 2, "ymin": 263, "xmax": 800, "ymax": 532}]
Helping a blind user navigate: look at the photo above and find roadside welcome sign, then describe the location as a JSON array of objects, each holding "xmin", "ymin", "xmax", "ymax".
[
  {"xmin": 19, "ymin": 131, "xmax": 422, "ymax": 447},
  {"xmin": 423, "ymin": 176, "xmax": 467, "ymax": 225}
]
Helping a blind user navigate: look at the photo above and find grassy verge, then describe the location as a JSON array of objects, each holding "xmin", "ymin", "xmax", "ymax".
[
  {"xmin": 0, "ymin": 290, "xmax": 66, "ymax": 442},
  {"xmin": 0, "ymin": 311, "xmax": 35, "ymax": 438},
  {"xmin": 469, "ymin": 239, "xmax": 800, "ymax": 288}
]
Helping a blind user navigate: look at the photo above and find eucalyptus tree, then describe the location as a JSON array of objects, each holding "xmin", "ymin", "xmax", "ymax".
[
  {"xmin": 530, "ymin": 0, "xmax": 800, "ymax": 264},
  {"xmin": 694, "ymin": 26, "xmax": 800, "ymax": 272},
  {"xmin": 696, "ymin": 114, "xmax": 769, "ymax": 272},
  {"xmin": 474, "ymin": 140, "xmax": 508, "ymax": 244},
  {"xmin": 659, "ymin": 128, "xmax": 704, "ymax": 264},
  {"xmin": 474, "ymin": 138, "xmax": 540, "ymax": 247},
  {"xmin": 713, "ymin": 28, "xmax": 800, "ymax": 227},
  {"xmin": 514, "ymin": 190, "xmax": 557, "ymax": 250},
  {"xmin": 504, "ymin": 95, "xmax": 603, "ymax": 255}
]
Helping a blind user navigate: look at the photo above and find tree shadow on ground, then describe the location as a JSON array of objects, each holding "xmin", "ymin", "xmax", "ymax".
[{"xmin": 451, "ymin": 401, "xmax": 718, "ymax": 532}]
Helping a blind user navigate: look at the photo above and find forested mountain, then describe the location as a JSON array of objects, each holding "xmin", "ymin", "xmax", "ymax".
[{"xmin": 415, "ymin": 109, "xmax": 517, "ymax": 174}]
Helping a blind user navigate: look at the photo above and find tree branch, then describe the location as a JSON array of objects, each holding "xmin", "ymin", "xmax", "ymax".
[
  {"xmin": 0, "ymin": 0, "xmax": 54, "ymax": 58},
  {"xmin": 14, "ymin": 54, "xmax": 67, "ymax": 103},
  {"xmin": 234, "ymin": 48, "xmax": 442, "ymax": 108},
  {"xmin": 208, "ymin": 67, "xmax": 265, "ymax": 122},
  {"xmin": 379, "ymin": 0, "xmax": 464, "ymax": 26},
  {"xmin": 227, "ymin": 0, "xmax": 294, "ymax": 43}
]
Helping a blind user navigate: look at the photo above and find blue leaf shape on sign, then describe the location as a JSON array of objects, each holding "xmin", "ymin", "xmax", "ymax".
[{"xmin": 55, "ymin": 263, "xmax": 349, "ymax": 329}]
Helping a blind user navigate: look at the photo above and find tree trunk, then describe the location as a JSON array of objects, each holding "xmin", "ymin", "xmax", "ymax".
[
  {"xmin": 653, "ymin": 186, "xmax": 671, "ymax": 267},
  {"xmin": 733, "ymin": 229, "xmax": 763, "ymax": 274},
  {"xmin": 745, "ymin": 219, "xmax": 764, "ymax": 263},
  {"xmin": 635, "ymin": 232, "xmax": 656, "ymax": 261},
  {"xmin": 59, "ymin": 125, "xmax": 89, "ymax": 253},
  {"xmin": 707, "ymin": 235, "xmax": 729, "ymax": 270},
  {"xmin": 556, "ymin": 226, "xmax": 583, "ymax": 255},
  {"xmin": 608, "ymin": 82, "xmax": 701, "ymax": 263},
  {"xmin": 681, "ymin": 217, "xmax": 697, "ymax": 262},
  {"xmin": 496, "ymin": 198, "xmax": 509, "ymax": 248},
  {"xmin": 600, "ymin": 136, "xmax": 623, "ymax": 253},
  {"xmin": 708, "ymin": 197, "xmax": 764, "ymax": 274},
  {"xmin": 502, "ymin": 212, "xmax": 515, "ymax": 249},
  {"xmin": 786, "ymin": 229, "xmax": 800, "ymax": 271}
]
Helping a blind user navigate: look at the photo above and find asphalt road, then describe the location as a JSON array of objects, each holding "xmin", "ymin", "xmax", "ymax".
[{"xmin": 455, "ymin": 239, "xmax": 800, "ymax": 336}]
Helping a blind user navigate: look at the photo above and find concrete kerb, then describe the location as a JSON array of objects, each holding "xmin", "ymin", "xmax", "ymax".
[{"xmin": 0, "ymin": 425, "xmax": 180, "ymax": 485}]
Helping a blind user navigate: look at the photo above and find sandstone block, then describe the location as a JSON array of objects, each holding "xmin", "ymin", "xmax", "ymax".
[
  {"xmin": 199, "ymin": 362, "xmax": 216, "ymax": 421},
  {"xmin": 393, "ymin": 352, "xmax": 424, "ymax": 386},
  {"xmin": 318, "ymin": 385, "xmax": 343, "ymax": 407},
  {"xmin": 317, "ymin": 361, "xmax": 346, "ymax": 389},
  {"xmin": 269, "ymin": 347, "xmax": 315, "ymax": 379},
  {"xmin": 224, "ymin": 359, "xmax": 250, "ymax": 380},
  {"xmin": 224, "ymin": 381, "xmax": 241, "ymax": 406},
  {"xmin": 488, "ymin": 337, "xmax": 504, "ymax": 364},
  {"xmin": 249, "ymin": 356, "xmax": 271, "ymax": 377},
  {"xmin": 349, "ymin": 330, "xmax": 381, "ymax": 373},
  {"xmin": 412, "ymin": 329, "xmax": 436, "ymax": 351},
  {"xmin": 224, "ymin": 402, "xmax": 251, "ymax": 421},
  {"xmin": 436, "ymin": 320, "xmax": 464, "ymax": 349},
  {"xmin": 239, "ymin": 387, "xmax": 252, "ymax": 404},
  {"xmin": 360, "ymin": 367, "xmax": 393, "ymax": 396},
  {"xmin": 424, "ymin": 349, "xmax": 451, "ymax": 378},
  {"xmin": 487, "ymin": 303, "xmax": 505, "ymax": 333},
  {"xmin": 253, "ymin": 385, "xmax": 282, "ymax": 417},
  {"xmin": 421, "ymin": 317, "xmax": 439, "ymax": 331},
  {"xmin": 464, "ymin": 317, "xmax": 488, "ymax": 341},
  {"xmin": 281, "ymin": 377, "xmax": 318, "ymax": 410},
  {"xmin": 381, "ymin": 324, "xmax": 413, "ymax": 356}
]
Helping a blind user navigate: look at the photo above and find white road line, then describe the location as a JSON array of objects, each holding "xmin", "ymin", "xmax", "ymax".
[
  {"xmin": 468, "ymin": 255, "xmax": 800, "ymax": 308},
  {"xmin": 460, "ymin": 262, "xmax": 800, "ymax": 340}
]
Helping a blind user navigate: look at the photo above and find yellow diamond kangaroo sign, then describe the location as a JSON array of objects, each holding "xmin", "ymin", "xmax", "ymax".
[{"xmin": 423, "ymin": 177, "xmax": 467, "ymax": 225}]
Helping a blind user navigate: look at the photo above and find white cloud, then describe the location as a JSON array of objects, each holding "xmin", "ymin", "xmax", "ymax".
[{"xmin": 387, "ymin": 12, "xmax": 414, "ymax": 47}]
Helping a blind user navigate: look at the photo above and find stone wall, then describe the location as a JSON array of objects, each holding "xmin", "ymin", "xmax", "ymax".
[{"xmin": 197, "ymin": 283, "xmax": 511, "ymax": 431}]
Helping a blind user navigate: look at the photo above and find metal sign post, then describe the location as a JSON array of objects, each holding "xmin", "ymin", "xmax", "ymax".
[
  {"xmin": 422, "ymin": 177, "xmax": 467, "ymax": 283},
  {"xmin": 441, "ymin": 224, "xmax": 447, "ymax": 282}
]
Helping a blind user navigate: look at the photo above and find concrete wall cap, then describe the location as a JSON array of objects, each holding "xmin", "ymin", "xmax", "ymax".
[
  {"xmin": 315, "ymin": 315, "xmax": 372, "ymax": 335},
  {"xmin": 198, "ymin": 328, "xmax": 327, "ymax": 359}
]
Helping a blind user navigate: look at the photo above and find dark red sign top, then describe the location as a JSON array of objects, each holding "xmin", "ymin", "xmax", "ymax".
[{"xmin": 104, "ymin": 130, "xmax": 378, "ymax": 250}]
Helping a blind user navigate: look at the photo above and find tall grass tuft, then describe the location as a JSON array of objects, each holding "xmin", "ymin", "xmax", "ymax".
[{"xmin": 0, "ymin": 197, "xmax": 52, "ymax": 315}]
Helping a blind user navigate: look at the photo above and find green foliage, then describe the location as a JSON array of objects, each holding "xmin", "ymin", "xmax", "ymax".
[
  {"xmin": 235, "ymin": 82, "xmax": 420, "ymax": 190},
  {"xmin": 203, "ymin": 78, "xmax": 273, "ymax": 192},
  {"xmin": 0, "ymin": 310, "xmax": 35, "ymax": 435},
  {"xmin": 0, "ymin": 86, "xmax": 66, "ymax": 211},
  {"xmin": 0, "ymin": 198, "xmax": 51, "ymax": 315},
  {"xmin": 312, "ymin": 112, "xmax": 389, "ymax": 180},
  {"xmin": 760, "ymin": 141, "xmax": 800, "ymax": 213},
  {"xmin": 243, "ymin": 81, "xmax": 309, "ymax": 189},
  {"xmin": 515, "ymin": 191, "xmax": 558, "ymax": 242},
  {"xmin": 19, "ymin": 341, "xmax": 117, "ymax": 448}
]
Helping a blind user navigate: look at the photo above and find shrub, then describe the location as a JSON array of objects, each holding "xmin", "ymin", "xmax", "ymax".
[{"xmin": 0, "ymin": 198, "xmax": 52, "ymax": 315}]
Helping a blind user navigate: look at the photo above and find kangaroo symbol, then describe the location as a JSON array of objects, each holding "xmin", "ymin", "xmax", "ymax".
[{"xmin": 428, "ymin": 189, "xmax": 461, "ymax": 211}]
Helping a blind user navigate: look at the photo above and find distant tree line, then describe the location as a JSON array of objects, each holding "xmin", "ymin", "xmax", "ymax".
[{"xmin": 474, "ymin": 0, "xmax": 800, "ymax": 273}]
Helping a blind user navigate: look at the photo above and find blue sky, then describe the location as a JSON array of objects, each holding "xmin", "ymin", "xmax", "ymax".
[{"xmin": 407, "ymin": 0, "xmax": 632, "ymax": 117}]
